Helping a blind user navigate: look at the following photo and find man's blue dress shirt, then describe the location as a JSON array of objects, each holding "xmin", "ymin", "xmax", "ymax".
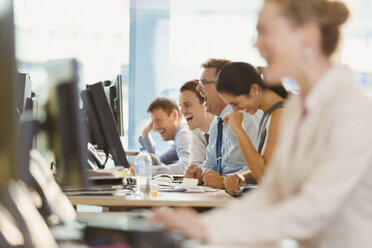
[
  {"xmin": 139, "ymin": 120, "xmax": 191, "ymax": 175},
  {"xmin": 202, "ymin": 105, "xmax": 262, "ymax": 176}
]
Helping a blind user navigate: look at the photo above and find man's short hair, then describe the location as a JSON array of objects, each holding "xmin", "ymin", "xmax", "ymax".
[
  {"xmin": 180, "ymin": 79, "xmax": 204, "ymax": 104},
  {"xmin": 147, "ymin": 97, "xmax": 180, "ymax": 116},
  {"xmin": 201, "ymin": 58, "xmax": 232, "ymax": 76}
]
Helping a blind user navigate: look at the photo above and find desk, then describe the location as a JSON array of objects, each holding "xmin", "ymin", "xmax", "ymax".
[
  {"xmin": 73, "ymin": 212, "xmax": 300, "ymax": 248},
  {"xmin": 68, "ymin": 191, "xmax": 234, "ymax": 209}
]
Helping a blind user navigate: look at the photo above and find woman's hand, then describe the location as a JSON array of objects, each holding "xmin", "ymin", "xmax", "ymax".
[
  {"xmin": 223, "ymin": 111, "xmax": 244, "ymax": 135},
  {"xmin": 149, "ymin": 207, "xmax": 206, "ymax": 242},
  {"xmin": 224, "ymin": 173, "xmax": 245, "ymax": 195}
]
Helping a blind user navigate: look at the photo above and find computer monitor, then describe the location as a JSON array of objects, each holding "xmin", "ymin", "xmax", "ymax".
[
  {"xmin": 0, "ymin": 0, "xmax": 18, "ymax": 188},
  {"xmin": 81, "ymin": 82, "xmax": 129, "ymax": 168},
  {"xmin": 103, "ymin": 75, "xmax": 124, "ymax": 136},
  {"xmin": 0, "ymin": 3, "xmax": 57, "ymax": 247},
  {"xmin": 16, "ymin": 73, "xmax": 35, "ymax": 186},
  {"xmin": 44, "ymin": 59, "xmax": 90, "ymax": 187},
  {"xmin": 15, "ymin": 72, "xmax": 32, "ymax": 114},
  {"xmin": 16, "ymin": 63, "xmax": 81, "ymax": 223}
]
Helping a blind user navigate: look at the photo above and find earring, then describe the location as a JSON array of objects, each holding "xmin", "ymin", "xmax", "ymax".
[{"xmin": 303, "ymin": 47, "xmax": 313, "ymax": 59}]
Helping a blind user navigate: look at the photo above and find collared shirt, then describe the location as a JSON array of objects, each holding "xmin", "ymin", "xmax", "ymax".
[
  {"xmin": 304, "ymin": 65, "xmax": 341, "ymax": 111},
  {"xmin": 293, "ymin": 65, "xmax": 344, "ymax": 144},
  {"xmin": 190, "ymin": 128, "xmax": 211, "ymax": 167},
  {"xmin": 201, "ymin": 105, "xmax": 262, "ymax": 176},
  {"xmin": 138, "ymin": 120, "xmax": 191, "ymax": 175}
]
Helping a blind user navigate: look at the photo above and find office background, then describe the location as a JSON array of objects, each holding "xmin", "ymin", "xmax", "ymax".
[{"xmin": 13, "ymin": 0, "xmax": 372, "ymax": 151}]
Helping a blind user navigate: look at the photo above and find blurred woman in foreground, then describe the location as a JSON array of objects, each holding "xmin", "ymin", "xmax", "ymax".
[{"xmin": 151, "ymin": 0, "xmax": 372, "ymax": 247}]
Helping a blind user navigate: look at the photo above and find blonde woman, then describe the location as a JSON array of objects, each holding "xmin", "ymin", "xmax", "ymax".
[{"xmin": 151, "ymin": 1, "xmax": 372, "ymax": 247}]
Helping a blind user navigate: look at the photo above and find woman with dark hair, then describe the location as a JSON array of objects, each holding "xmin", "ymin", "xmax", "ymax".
[{"xmin": 215, "ymin": 62, "xmax": 288, "ymax": 194}]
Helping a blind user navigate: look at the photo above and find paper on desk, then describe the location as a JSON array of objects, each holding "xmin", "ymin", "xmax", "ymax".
[
  {"xmin": 153, "ymin": 182, "xmax": 187, "ymax": 192},
  {"xmin": 86, "ymin": 166, "xmax": 128, "ymax": 178},
  {"xmin": 185, "ymin": 186, "xmax": 223, "ymax": 193},
  {"xmin": 154, "ymin": 180, "xmax": 223, "ymax": 193},
  {"xmin": 180, "ymin": 178, "xmax": 198, "ymax": 188}
]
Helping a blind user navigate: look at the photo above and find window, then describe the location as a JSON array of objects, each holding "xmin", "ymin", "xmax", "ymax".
[{"xmin": 14, "ymin": 0, "xmax": 372, "ymax": 151}]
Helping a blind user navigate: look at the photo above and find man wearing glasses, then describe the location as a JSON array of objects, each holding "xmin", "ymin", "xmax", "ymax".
[{"xmin": 184, "ymin": 58, "xmax": 262, "ymax": 189}]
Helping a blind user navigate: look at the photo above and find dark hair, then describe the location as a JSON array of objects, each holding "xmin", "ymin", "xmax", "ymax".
[
  {"xmin": 201, "ymin": 58, "xmax": 232, "ymax": 75},
  {"xmin": 216, "ymin": 62, "xmax": 288, "ymax": 99},
  {"xmin": 257, "ymin": 66, "xmax": 289, "ymax": 99},
  {"xmin": 147, "ymin": 97, "xmax": 180, "ymax": 116},
  {"xmin": 268, "ymin": 0, "xmax": 349, "ymax": 56},
  {"xmin": 180, "ymin": 79, "xmax": 204, "ymax": 104}
]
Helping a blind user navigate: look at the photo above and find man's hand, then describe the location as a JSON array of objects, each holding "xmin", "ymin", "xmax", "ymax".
[
  {"xmin": 203, "ymin": 169, "xmax": 225, "ymax": 189},
  {"xmin": 224, "ymin": 173, "xmax": 245, "ymax": 195},
  {"xmin": 142, "ymin": 120, "xmax": 154, "ymax": 137},
  {"xmin": 184, "ymin": 164, "xmax": 203, "ymax": 185},
  {"xmin": 129, "ymin": 163, "xmax": 136, "ymax": 176}
]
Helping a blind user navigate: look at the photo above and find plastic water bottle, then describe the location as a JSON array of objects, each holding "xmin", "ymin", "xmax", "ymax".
[{"xmin": 135, "ymin": 147, "xmax": 152, "ymax": 198}]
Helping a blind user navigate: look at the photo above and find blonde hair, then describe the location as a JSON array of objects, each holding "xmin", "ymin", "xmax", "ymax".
[
  {"xmin": 201, "ymin": 58, "xmax": 232, "ymax": 75},
  {"xmin": 268, "ymin": 0, "xmax": 350, "ymax": 56},
  {"xmin": 147, "ymin": 97, "xmax": 180, "ymax": 116}
]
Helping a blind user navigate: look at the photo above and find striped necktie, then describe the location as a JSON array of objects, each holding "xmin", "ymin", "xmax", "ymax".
[{"xmin": 216, "ymin": 117, "xmax": 223, "ymax": 175}]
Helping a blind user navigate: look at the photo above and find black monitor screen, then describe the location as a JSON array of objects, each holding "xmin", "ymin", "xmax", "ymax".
[
  {"xmin": 45, "ymin": 59, "xmax": 89, "ymax": 187},
  {"xmin": 16, "ymin": 73, "xmax": 32, "ymax": 114},
  {"xmin": 103, "ymin": 75, "xmax": 124, "ymax": 136},
  {"xmin": 82, "ymin": 82, "xmax": 129, "ymax": 168}
]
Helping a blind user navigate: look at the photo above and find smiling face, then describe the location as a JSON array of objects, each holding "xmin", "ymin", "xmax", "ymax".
[
  {"xmin": 255, "ymin": 1, "xmax": 305, "ymax": 85},
  {"xmin": 219, "ymin": 87, "xmax": 260, "ymax": 115},
  {"xmin": 150, "ymin": 107, "xmax": 178, "ymax": 141},
  {"xmin": 179, "ymin": 90, "xmax": 206, "ymax": 131},
  {"xmin": 196, "ymin": 68, "xmax": 227, "ymax": 116}
]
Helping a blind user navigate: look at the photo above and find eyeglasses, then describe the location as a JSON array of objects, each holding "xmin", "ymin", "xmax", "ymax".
[{"xmin": 198, "ymin": 80, "xmax": 215, "ymax": 87}]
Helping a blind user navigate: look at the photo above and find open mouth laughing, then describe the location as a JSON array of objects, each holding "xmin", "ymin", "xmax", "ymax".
[{"xmin": 185, "ymin": 116, "xmax": 193, "ymax": 124}]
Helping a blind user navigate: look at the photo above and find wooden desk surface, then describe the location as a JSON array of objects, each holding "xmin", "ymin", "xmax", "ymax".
[{"xmin": 68, "ymin": 190, "xmax": 234, "ymax": 208}]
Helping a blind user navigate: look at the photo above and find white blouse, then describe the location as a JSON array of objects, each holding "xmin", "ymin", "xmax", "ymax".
[{"xmin": 201, "ymin": 65, "xmax": 372, "ymax": 248}]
